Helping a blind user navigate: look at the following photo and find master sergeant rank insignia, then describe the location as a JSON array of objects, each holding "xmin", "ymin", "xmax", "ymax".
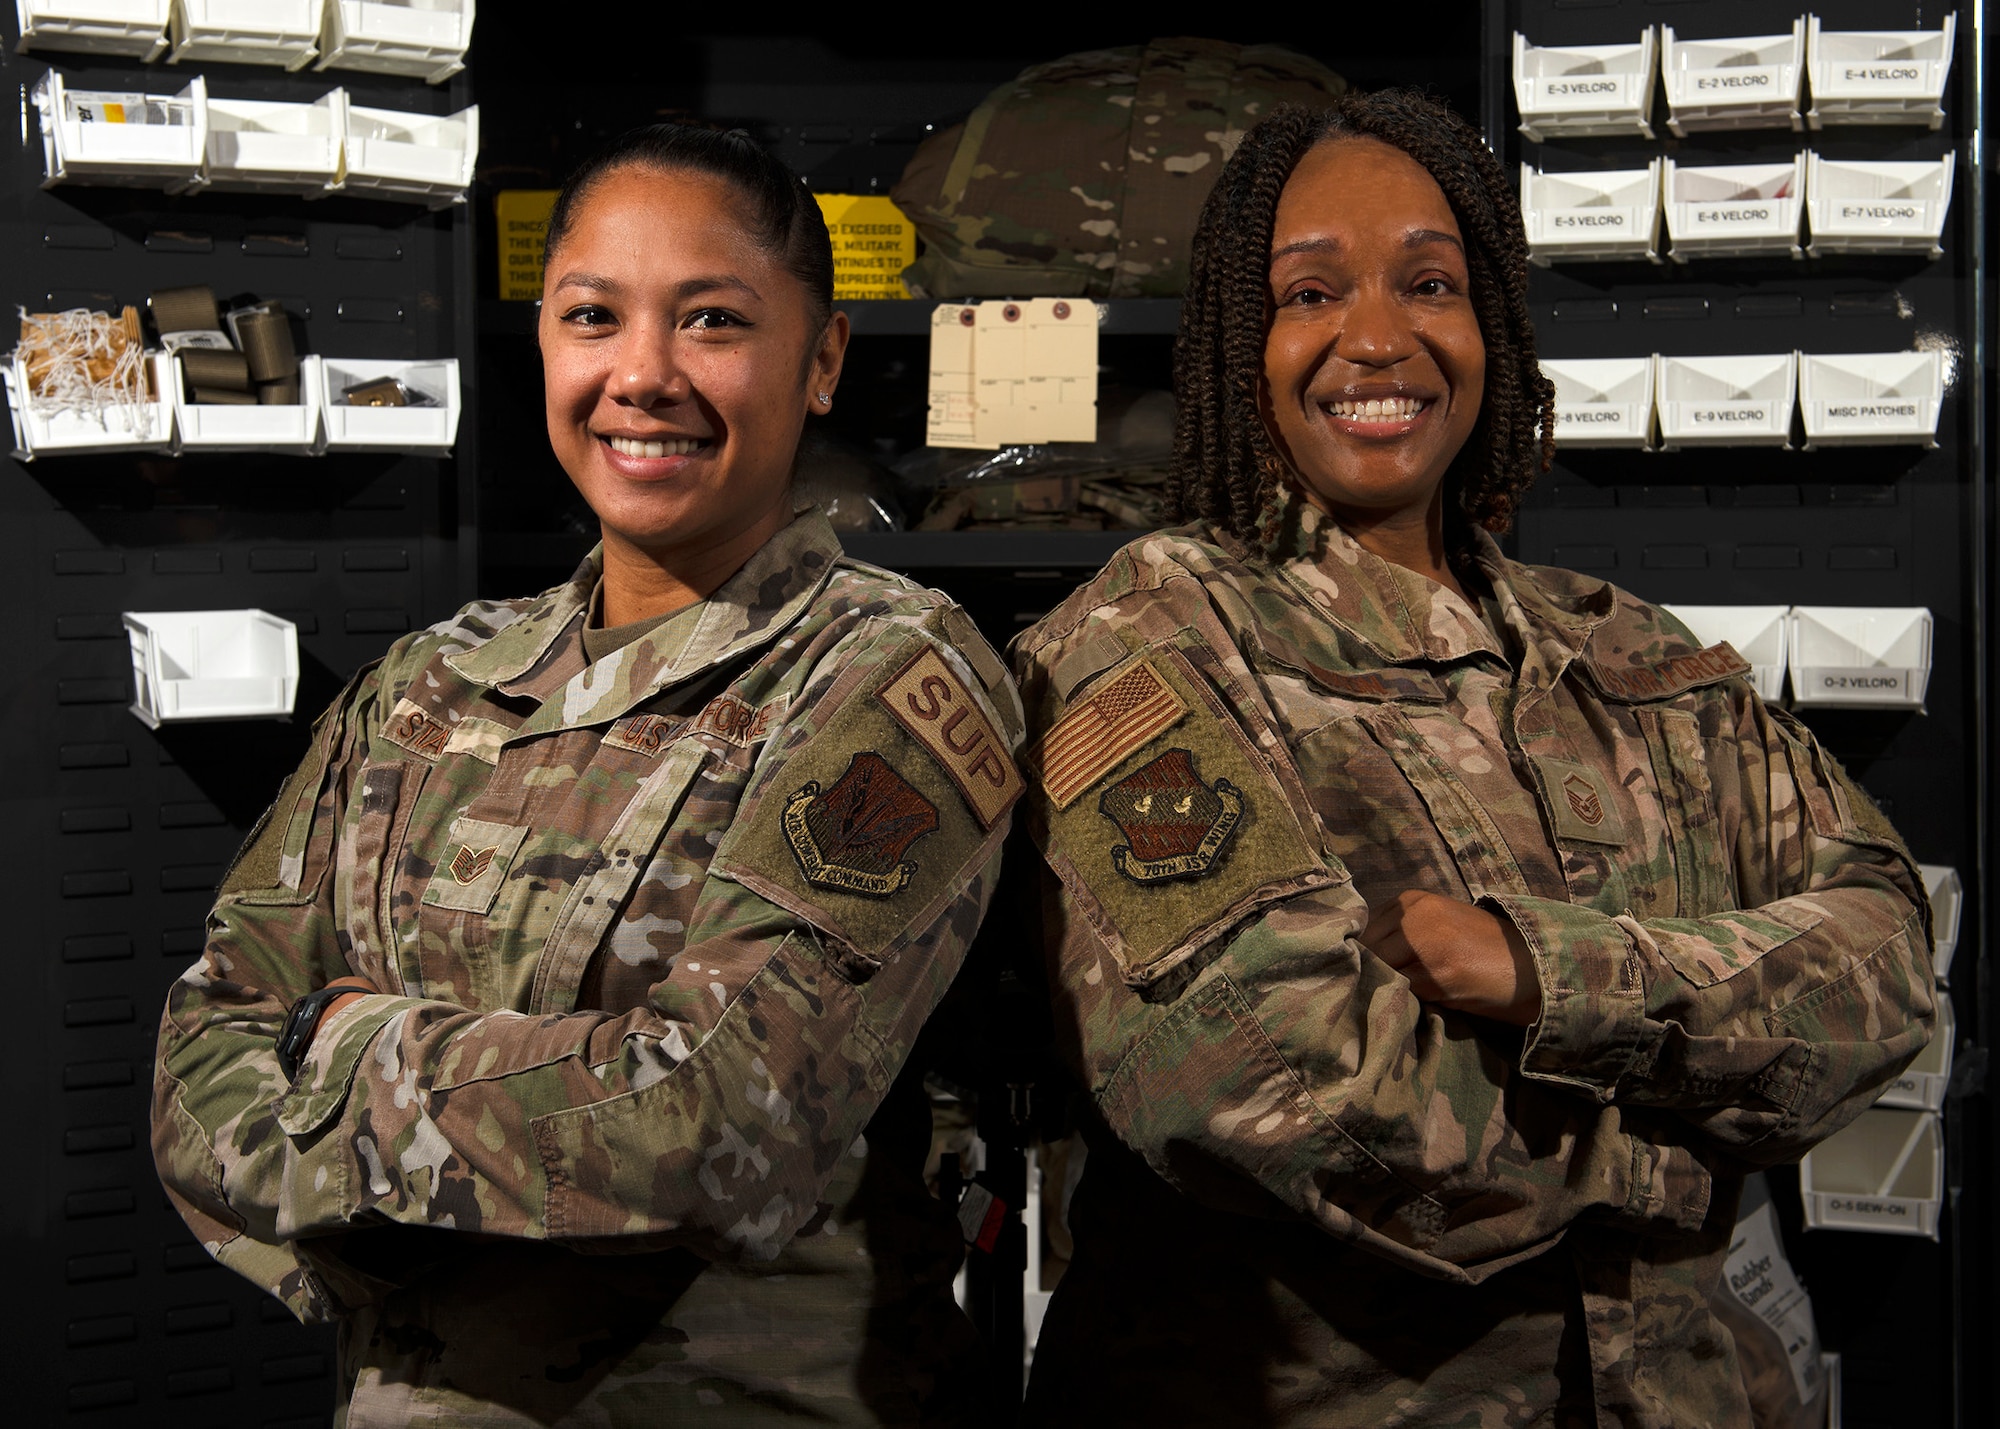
[
  {"xmin": 1098, "ymin": 747, "xmax": 1243, "ymax": 883},
  {"xmin": 784, "ymin": 751, "xmax": 940, "ymax": 898}
]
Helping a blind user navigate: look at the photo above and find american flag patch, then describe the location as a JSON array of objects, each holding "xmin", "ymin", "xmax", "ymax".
[{"xmin": 1034, "ymin": 659, "xmax": 1189, "ymax": 809}]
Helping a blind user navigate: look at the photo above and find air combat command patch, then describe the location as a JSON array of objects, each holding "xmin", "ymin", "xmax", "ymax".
[
  {"xmin": 784, "ymin": 751, "xmax": 941, "ymax": 898},
  {"xmin": 1099, "ymin": 748, "xmax": 1243, "ymax": 882}
]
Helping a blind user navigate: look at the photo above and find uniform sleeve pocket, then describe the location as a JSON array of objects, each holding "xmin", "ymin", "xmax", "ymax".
[
  {"xmin": 274, "ymin": 999, "xmax": 417, "ymax": 1138},
  {"xmin": 1636, "ymin": 906, "xmax": 1825, "ymax": 989}
]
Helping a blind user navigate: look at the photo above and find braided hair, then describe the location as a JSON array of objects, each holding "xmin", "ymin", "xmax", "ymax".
[{"xmin": 1169, "ymin": 90, "xmax": 1554, "ymax": 551}]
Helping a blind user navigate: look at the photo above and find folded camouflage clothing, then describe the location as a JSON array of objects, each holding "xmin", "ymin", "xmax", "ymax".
[{"xmin": 894, "ymin": 36, "xmax": 1345, "ymax": 300}]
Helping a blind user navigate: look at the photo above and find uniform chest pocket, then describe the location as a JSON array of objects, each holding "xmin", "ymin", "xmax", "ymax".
[
  {"xmin": 421, "ymin": 817, "xmax": 531, "ymax": 915},
  {"xmin": 1636, "ymin": 706, "xmax": 1737, "ymax": 919}
]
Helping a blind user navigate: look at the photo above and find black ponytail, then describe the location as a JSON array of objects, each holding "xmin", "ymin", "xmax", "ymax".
[{"xmin": 544, "ymin": 124, "xmax": 834, "ymax": 332}]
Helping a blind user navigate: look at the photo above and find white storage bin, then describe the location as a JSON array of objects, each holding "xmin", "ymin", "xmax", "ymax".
[
  {"xmin": 1876, "ymin": 996, "xmax": 1953, "ymax": 1113},
  {"xmin": 168, "ymin": 0, "xmax": 318, "ymax": 68},
  {"xmin": 1799, "ymin": 351, "xmax": 1944, "ymax": 449},
  {"xmin": 1804, "ymin": 152, "xmax": 1953, "ymax": 259},
  {"xmin": 1806, "ymin": 13, "xmax": 1956, "ymax": 129},
  {"xmin": 14, "ymin": 0, "xmax": 168, "ymax": 59},
  {"xmin": 1800, "ymin": 1107, "xmax": 1941, "ymax": 1238},
  {"xmin": 3, "ymin": 350, "xmax": 174, "ymax": 460},
  {"xmin": 1918, "ymin": 863, "xmax": 1963, "ymax": 983},
  {"xmin": 124, "ymin": 608, "xmax": 299, "ymax": 728},
  {"xmin": 1511, "ymin": 29, "xmax": 1658, "ymax": 141},
  {"xmin": 1786, "ymin": 605, "xmax": 1932, "ymax": 709},
  {"xmin": 1662, "ymin": 154, "xmax": 1804, "ymax": 261},
  {"xmin": 319, "ymin": 357, "xmax": 461, "ymax": 454},
  {"xmin": 1655, "ymin": 352, "xmax": 1796, "ymax": 450},
  {"xmin": 340, "ymin": 101, "xmax": 478, "ymax": 208},
  {"xmin": 1659, "ymin": 604, "xmax": 1788, "ymax": 702},
  {"xmin": 1662, "ymin": 19, "xmax": 1806, "ymax": 135},
  {"xmin": 1543, "ymin": 356, "xmax": 1656, "ymax": 449},
  {"xmin": 1521, "ymin": 162, "xmax": 1663, "ymax": 265},
  {"xmin": 194, "ymin": 89, "xmax": 345, "ymax": 196},
  {"xmin": 316, "ymin": 0, "xmax": 474, "ymax": 85},
  {"xmin": 172, "ymin": 352, "xmax": 323, "ymax": 454},
  {"xmin": 34, "ymin": 72, "xmax": 207, "ymax": 190}
]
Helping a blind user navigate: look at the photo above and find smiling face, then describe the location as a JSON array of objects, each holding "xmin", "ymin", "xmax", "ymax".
[
  {"xmin": 1261, "ymin": 136, "xmax": 1486, "ymax": 536},
  {"xmin": 539, "ymin": 163, "xmax": 844, "ymax": 573}
]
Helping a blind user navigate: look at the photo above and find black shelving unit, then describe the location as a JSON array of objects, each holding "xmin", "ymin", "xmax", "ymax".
[
  {"xmin": 0, "ymin": 18, "xmax": 478, "ymax": 1427},
  {"xmin": 1487, "ymin": 4, "xmax": 1989, "ymax": 1426}
]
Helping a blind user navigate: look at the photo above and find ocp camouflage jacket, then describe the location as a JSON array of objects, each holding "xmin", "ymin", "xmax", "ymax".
[
  {"xmin": 152, "ymin": 510, "xmax": 1025, "ymax": 1427},
  {"xmin": 1011, "ymin": 501, "xmax": 1933, "ymax": 1428}
]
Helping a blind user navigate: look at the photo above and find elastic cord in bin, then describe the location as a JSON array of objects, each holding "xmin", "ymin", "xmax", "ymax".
[
  {"xmin": 179, "ymin": 347, "xmax": 251, "ymax": 394},
  {"xmin": 231, "ymin": 305, "xmax": 298, "ymax": 383}
]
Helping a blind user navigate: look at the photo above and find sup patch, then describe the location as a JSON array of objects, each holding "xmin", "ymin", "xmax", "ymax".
[
  {"xmin": 1098, "ymin": 748, "xmax": 1243, "ymax": 883},
  {"xmin": 784, "ymin": 751, "xmax": 940, "ymax": 898}
]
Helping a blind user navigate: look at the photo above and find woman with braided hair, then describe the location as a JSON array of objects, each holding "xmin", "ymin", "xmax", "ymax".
[{"xmin": 1012, "ymin": 90, "xmax": 1932, "ymax": 1425}]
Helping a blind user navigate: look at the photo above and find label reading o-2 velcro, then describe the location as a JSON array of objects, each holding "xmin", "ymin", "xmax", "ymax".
[{"xmin": 876, "ymin": 645, "xmax": 1022, "ymax": 829}]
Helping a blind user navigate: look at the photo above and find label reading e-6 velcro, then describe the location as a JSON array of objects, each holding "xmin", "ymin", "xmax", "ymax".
[{"xmin": 877, "ymin": 646, "xmax": 1022, "ymax": 829}]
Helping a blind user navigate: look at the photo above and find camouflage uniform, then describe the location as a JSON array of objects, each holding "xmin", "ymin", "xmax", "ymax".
[
  {"xmin": 152, "ymin": 508, "xmax": 1026, "ymax": 1427},
  {"xmin": 893, "ymin": 37, "xmax": 1345, "ymax": 301},
  {"xmin": 1010, "ymin": 500, "xmax": 1934, "ymax": 1428}
]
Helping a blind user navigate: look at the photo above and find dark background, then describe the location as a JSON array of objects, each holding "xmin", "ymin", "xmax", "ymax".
[{"xmin": 1, "ymin": 5, "xmax": 1987, "ymax": 1425}]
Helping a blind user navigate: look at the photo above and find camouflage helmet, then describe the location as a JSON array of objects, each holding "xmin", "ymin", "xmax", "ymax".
[{"xmin": 893, "ymin": 37, "xmax": 1346, "ymax": 300}]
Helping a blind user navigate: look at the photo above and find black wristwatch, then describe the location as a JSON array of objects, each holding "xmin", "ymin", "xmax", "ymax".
[{"xmin": 276, "ymin": 985, "xmax": 365, "ymax": 1081}]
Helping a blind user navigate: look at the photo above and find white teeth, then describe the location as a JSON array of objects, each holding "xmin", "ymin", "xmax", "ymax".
[
  {"xmin": 608, "ymin": 435, "xmax": 705, "ymax": 458},
  {"xmin": 1327, "ymin": 397, "xmax": 1426, "ymax": 419}
]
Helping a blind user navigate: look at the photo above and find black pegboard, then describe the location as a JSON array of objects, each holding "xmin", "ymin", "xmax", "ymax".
[
  {"xmin": 1487, "ymin": 3, "xmax": 1987, "ymax": 1425},
  {"xmin": 0, "ymin": 25, "xmax": 478, "ymax": 1428}
]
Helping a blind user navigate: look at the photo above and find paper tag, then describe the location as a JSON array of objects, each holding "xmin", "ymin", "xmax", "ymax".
[
  {"xmin": 1726, "ymin": 1196, "xmax": 1822, "ymax": 1406},
  {"xmin": 973, "ymin": 301, "xmax": 1031, "ymax": 448},
  {"xmin": 926, "ymin": 303, "xmax": 981, "ymax": 449},
  {"xmin": 1023, "ymin": 298, "xmax": 1099, "ymax": 442}
]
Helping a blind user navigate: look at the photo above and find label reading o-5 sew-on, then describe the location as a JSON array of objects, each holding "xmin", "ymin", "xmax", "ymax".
[{"xmin": 421, "ymin": 817, "xmax": 530, "ymax": 914}]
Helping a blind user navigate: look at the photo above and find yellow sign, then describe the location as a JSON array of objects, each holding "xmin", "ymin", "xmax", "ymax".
[
  {"xmin": 496, "ymin": 189, "xmax": 558, "ymax": 302},
  {"xmin": 814, "ymin": 194, "xmax": 916, "ymax": 301}
]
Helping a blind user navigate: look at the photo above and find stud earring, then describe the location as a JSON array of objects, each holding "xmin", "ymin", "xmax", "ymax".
[{"xmin": 817, "ymin": 392, "xmax": 831, "ymax": 405}]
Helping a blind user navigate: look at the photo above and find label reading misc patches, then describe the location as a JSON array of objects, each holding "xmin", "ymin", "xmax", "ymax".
[
  {"xmin": 383, "ymin": 697, "xmax": 451, "ymax": 761},
  {"xmin": 783, "ymin": 751, "xmax": 940, "ymax": 899},
  {"xmin": 1531, "ymin": 755, "xmax": 1627, "ymax": 846},
  {"xmin": 1033, "ymin": 658, "xmax": 1189, "ymax": 809},
  {"xmin": 876, "ymin": 645, "xmax": 1022, "ymax": 830},
  {"xmin": 421, "ymin": 817, "xmax": 531, "ymax": 914},
  {"xmin": 1099, "ymin": 748, "xmax": 1243, "ymax": 883},
  {"xmin": 1585, "ymin": 643, "xmax": 1751, "ymax": 702}
]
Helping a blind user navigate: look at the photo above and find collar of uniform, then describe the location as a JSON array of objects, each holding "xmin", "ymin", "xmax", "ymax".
[
  {"xmin": 1467, "ymin": 530, "xmax": 1617, "ymax": 672},
  {"xmin": 447, "ymin": 507, "xmax": 844, "ymax": 704},
  {"xmin": 443, "ymin": 551, "xmax": 600, "ymax": 689},
  {"xmin": 1266, "ymin": 496, "xmax": 1503, "ymax": 666}
]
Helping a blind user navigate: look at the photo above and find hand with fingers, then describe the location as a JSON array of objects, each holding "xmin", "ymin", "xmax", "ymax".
[{"xmin": 1361, "ymin": 890, "xmax": 1541, "ymax": 1026}]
